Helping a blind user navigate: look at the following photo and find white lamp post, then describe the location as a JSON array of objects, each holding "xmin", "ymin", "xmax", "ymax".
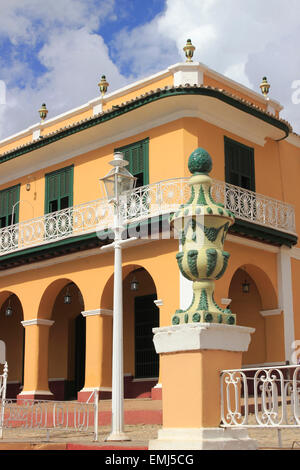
[{"xmin": 100, "ymin": 152, "xmax": 137, "ymax": 441}]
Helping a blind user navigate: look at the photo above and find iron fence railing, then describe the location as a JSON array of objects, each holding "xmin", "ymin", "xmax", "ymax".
[
  {"xmin": 0, "ymin": 178, "xmax": 296, "ymax": 257},
  {"xmin": 220, "ymin": 365, "xmax": 300, "ymax": 447},
  {"xmin": 0, "ymin": 392, "xmax": 99, "ymax": 442}
]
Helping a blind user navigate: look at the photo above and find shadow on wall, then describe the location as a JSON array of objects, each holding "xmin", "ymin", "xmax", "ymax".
[{"xmin": 229, "ymin": 265, "xmax": 284, "ymax": 366}]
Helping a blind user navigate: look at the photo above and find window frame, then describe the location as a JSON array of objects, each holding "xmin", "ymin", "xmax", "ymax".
[
  {"xmin": 224, "ymin": 136, "xmax": 255, "ymax": 192},
  {"xmin": 44, "ymin": 165, "xmax": 74, "ymax": 215},
  {"xmin": 115, "ymin": 138, "xmax": 149, "ymax": 188},
  {"xmin": 0, "ymin": 184, "xmax": 21, "ymax": 228}
]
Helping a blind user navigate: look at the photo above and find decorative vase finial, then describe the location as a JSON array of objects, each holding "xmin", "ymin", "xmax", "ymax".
[
  {"xmin": 98, "ymin": 75, "xmax": 109, "ymax": 97},
  {"xmin": 183, "ymin": 39, "xmax": 195, "ymax": 63},
  {"xmin": 170, "ymin": 148, "xmax": 236, "ymax": 326},
  {"xmin": 260, "ymin": 76, "xmax": 270, "ymax": 97},
  {"xmin": 39, "ymin": 103, "xmax": 48, "ymax": 122}
]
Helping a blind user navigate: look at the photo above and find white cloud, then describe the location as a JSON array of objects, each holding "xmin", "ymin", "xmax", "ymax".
[
  {"xmin": 0, "ymin": 0, "xmax": 126, "ymax": 139},
  {"xmin": 112, "ymin": 0, "xmax": 300, "ymax": 133},
  {"xmin": 0, "ymin": 0, "xmax": 115, "ymax": 44}
]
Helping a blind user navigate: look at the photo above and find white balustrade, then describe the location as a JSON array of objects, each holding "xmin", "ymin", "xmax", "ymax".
[
  {"xmin": 220, "ymin": 365, "xmax": 300, "ymax": 429},
  {"xmin": 0, "ymin": 178, "xmax": 296, "ymax": 257}
]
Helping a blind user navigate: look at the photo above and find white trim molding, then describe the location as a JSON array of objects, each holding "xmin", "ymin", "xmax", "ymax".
[
  {"xmin": 18, "ymin": 390, "xmax": 54, "ymax": 396},
  {"xmin": 21, "ymin": 319, "xmax": 54, "ymax": 327},
  {"xmin": 260, "ymin": 309, "xmax": 282, "ymax": 317},
  {"xmin": 153, "ymin": 383, "xmax": 162, "ymax": 389},
  {"xmin": 152, "ymin": 323, "xmax": 255, "ymax": 354},
  {"xmin": 81, "ymin": 309, "xmax": 113, "ymax": 317},
  {"xmin": 221, "ymin": 298, "xmax": 232, "ymax": 307},
  {"xmin": 277, "ymin": 246, "xmax": 295, "ymax": 363},
  {"xmin": 80, "ymin": 387, "xmax": 112, "ymax": 392},
  {"xmin": 171, "ymin": 63, "xmax": 204, "ymax": 87},
  {"xmin": 291, "ymin": 246, "xmax": 300, "ymax": 260}
]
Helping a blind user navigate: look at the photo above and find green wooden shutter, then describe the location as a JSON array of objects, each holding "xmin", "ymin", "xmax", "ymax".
[
  {"xmin": 45, "ymin": 166, "xmax": 73, "ymax": 214},
  {"xmin": 0, "ymin": 184, "xmax": 20, "ymax": 227},
  {"xmin": 225, "ymin": 137, "xmax": 255, "ymax": 191},
  {"xmin": 115, "ymin": 138, "xmax": 149, "ymax": 187}
]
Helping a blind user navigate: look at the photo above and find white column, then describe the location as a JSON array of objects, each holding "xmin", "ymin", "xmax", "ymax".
[
  {"xmin": 106, "ymin": 238, "xmax": 129, "ymax": 441},
  {"xmin": 277, "ymin": 247, "xmax": 295, "ymax": 363}
]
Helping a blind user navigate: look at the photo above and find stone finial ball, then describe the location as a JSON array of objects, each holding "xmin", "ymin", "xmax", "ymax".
[{"xmin": 188, "ymin": 148, "xmax": 212, "ymax": 175}]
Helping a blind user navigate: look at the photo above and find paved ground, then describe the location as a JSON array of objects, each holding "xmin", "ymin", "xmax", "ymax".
[{"xmin": 1, "ymin": 398, "xmax": 300, "ymax": 450}]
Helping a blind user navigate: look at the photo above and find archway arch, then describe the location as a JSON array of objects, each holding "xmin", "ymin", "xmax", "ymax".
[
  {"xmin": 100, "ymin": 264, "xmax": 159, "ymax": 398},
  {"xmin": 38, "ymin": 279, "xmax": 86, "ymax": 400},
  {"xmin": 0, "ymin": 291, "xmax": 24, "ymax": 398},
  {"xmin": 228, "ymin": 265, "xmax": 284, "ymax": 366}
]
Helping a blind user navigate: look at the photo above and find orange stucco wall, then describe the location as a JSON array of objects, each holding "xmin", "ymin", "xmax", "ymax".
[
  {"xmin": 0, "ymin": 63, "xmax": 299, "ymax": 398},
  {"xmin": 161, "ymin": 349, "xmax": 243, "ymax": 428},
  {"xmin": 1, "ymin": 115, "xmax": 297, "ymax": 229}
]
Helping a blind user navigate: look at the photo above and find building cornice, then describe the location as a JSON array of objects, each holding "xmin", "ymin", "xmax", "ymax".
[{"xmin": 0, "ymin": 85, "xmax": 291, "ymax": 166}]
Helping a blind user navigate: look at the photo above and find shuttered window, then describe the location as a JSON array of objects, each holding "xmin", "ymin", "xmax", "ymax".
[
  {"xmin": 225, "ymin": 137, "xmax": 255, "ymax": 192},
  {"xmin": 115, "ymin": 138, "xmax": 149, "ymax": 187},
  {"xmin": 45, "ymin": 166, "xmax": 73, "ymax": 214},
  {"xmin": 0, "ymin": 185, "xmax": 20, "ymax": 228}
]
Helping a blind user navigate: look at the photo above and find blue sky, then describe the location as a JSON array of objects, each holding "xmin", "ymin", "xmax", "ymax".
[{"xmin": 0, "ymin": 0, "xmax": 299, "ymax": 139}]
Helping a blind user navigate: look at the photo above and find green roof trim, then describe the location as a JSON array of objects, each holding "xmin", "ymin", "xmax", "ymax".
[
  {"xmin": 0, "ymin": 86, "xmax": 291, "ymax": 165},
  {"xmin": 229, "ymin": 219, "xmax": 298, "ymax": 247}
]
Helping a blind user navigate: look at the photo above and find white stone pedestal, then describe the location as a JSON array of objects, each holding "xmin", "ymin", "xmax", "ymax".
[
  {"xmin": 148, "ymin": 323, "xmax": 257, "ymax": 450},
  {"xmin": 149, "ymin": 428, "xmax": 257, "ymax": 450}
]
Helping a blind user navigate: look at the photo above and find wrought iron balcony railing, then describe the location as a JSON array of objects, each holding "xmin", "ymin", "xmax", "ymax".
[{"xmin": 0, "ymin": 178, "xmax": 296, "ymax": 257}]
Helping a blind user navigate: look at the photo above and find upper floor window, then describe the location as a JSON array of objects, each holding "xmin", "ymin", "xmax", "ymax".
[
  {"xmin": 45, "ymin": 165, "xmax": 74, "ymax": 214},
  {"xmin": 224, "ymin": 137, "xmax": 255, "ymax": 192},
  {"xmin": 0, "ymin": 184, "xmax": 20, "ymax": 228},
  {"xmin": 115, "ymin": 138, "xmax": 149, "ymax": 188}
]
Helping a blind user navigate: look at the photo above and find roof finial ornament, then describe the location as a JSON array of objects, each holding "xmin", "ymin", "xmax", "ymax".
[
  {"xmin": 98, "ymin": 75, "xmax": 109, "ymax": 97},
  {"xmin": 260, "ymin": 76, "xmax": 270, "ymax": 98},
  {"xmin": 39, "ymin": 103, "xmax": 48, "ymax": 122},
  {"xmin": 183, "ymin": 39, "xmax": 195, "ymax": 63}
]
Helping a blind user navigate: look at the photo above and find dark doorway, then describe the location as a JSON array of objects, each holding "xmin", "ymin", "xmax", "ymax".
[
  {"xmin": 134, "ymin": 294, "xmax": 159, "ymax": 379},
  {"xmin": 74, "ymin": 313, "xmax": 86, "ymax": 395}
]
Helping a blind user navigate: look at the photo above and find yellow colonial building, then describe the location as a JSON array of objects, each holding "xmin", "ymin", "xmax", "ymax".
[{"xmin": 1, "ymin": 42, "xmax": 300, "ymax": 403}]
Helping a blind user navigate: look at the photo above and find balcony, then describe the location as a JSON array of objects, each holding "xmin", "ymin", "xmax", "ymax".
[{"xmin": 0, "ymin": 178, "xmax": 296, "ymax": 259}]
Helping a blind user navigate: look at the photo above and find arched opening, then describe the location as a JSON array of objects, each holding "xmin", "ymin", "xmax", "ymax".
[
  {"xmin": 228, "ymin": 265, "xmax": 284, "ymax": 366},
  {"xmin": 42, "ymin": 280, "xmax": 86, "ymax": 400},
  {"xmin": 101, "ymin": 265, "xmax": 159, "ymax": 398},
  {"xmin": 0, "ymin": 292, "xmax": 24, "ymax": 398}
]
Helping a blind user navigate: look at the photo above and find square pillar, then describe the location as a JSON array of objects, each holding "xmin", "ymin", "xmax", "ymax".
[
  {"xmin": 149, "ymin": 323, "xmax": 257, "ymax": 450},
  {"xmin": 18, "ymin": 319, "xmax": 54, "ymax": 401},
  {"xmin": 77, "ymin": 309, "xmax": 112, "ymax": 401}
]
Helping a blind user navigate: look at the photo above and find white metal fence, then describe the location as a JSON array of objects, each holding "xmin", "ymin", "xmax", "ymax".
[
  {"xmin": 220, "ymin": 365, "xmax": 300, "ymax": 447},
  {"xmin": 0, "ymin": 364, "xmax": 99, "ymax": 442}
]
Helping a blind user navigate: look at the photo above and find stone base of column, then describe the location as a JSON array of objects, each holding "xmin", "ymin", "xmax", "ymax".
[
  {"xmin": 77, "ymin": 388, "xmax": 112, "ymax": 402},
  {"xmin": 17, "ymin": 391, "xmax": 54, "ymax": 402},
  {"xmin": 148, "ymin": 428, "xmax": 257, "ymax": 450},
  {"xmin": 151, "ymin": 383, "xmax": 162, "ymax": 400}
]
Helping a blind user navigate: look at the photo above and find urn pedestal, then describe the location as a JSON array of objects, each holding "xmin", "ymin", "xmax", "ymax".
[
  {"xmin": 149, "ymin": 148, "xmax": 257, "ymax": 450},
  {"xmin": 148, "ymin": 323, "xmax": 257, "ymax": 450}
]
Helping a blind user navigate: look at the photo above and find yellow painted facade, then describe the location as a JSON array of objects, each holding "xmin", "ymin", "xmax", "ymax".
[{"xmin": 0, "ymin": 59, "xmax": 300, "ymax": 401}]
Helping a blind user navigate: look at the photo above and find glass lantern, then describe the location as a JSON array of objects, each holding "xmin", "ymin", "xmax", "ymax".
[{"xmin": 100, "ymin": 152, "xmax": 137, "ymax": 202}]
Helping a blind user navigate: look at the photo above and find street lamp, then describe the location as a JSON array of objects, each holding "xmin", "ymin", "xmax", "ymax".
[{"xmin": 100, "ymin": 152, "xmax": 137, "ymax": 441}]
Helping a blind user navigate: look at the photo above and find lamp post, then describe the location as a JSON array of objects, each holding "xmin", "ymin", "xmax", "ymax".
[{"xmin": 100, "ymin": 152, "xmax": 137, "ymax": 441}]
